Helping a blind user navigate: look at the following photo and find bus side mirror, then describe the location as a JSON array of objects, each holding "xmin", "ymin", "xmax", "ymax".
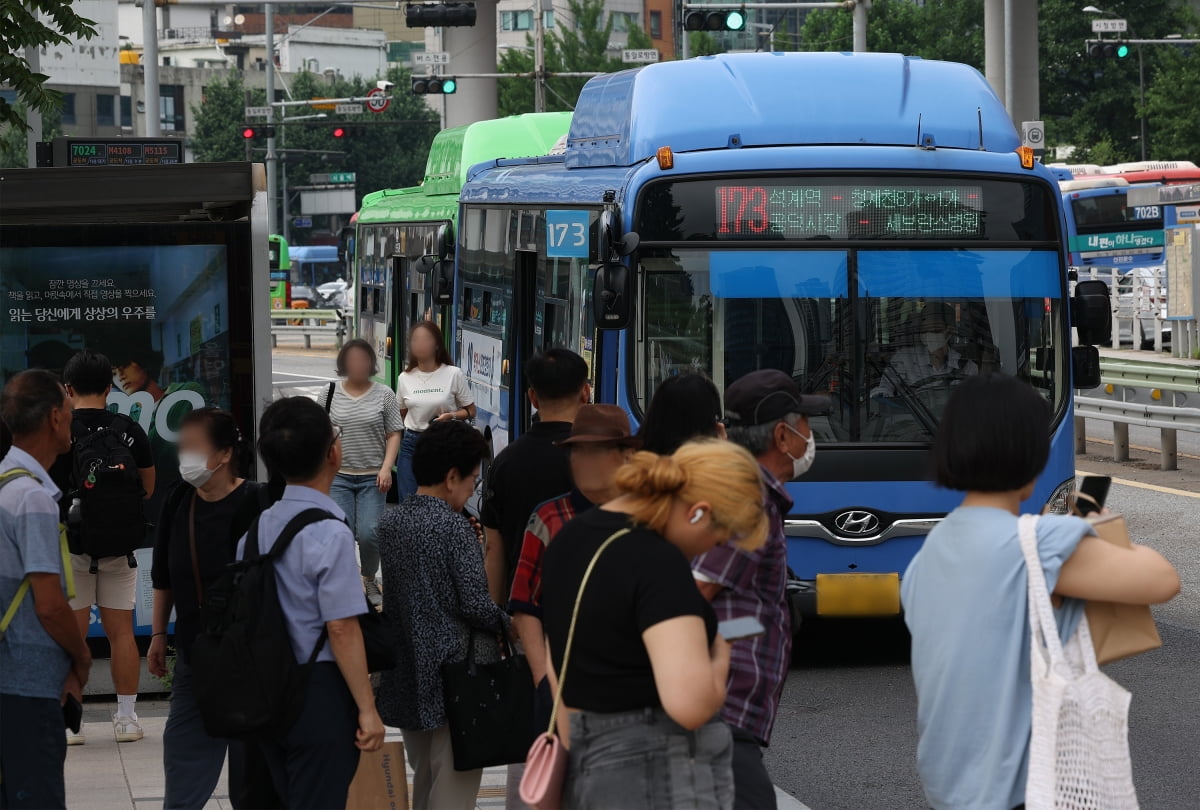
[
  {"xmin": 1072, "ymin": 346, "xmax": 1102, "ymax": 389},
  {"xmin": 593, "ymin": 262, "xmax": 631, "ymax": 330},
  {"xmin": 433, "ymin": 259, "xmax": 454, "ymax": 306},
  {"xmin": 437, "ymin": 222, "xmax": 455, "ymax": 261},
  {"xmin": 1073, "ymin": 279, "xmax": 1112, "ymax": 346}
]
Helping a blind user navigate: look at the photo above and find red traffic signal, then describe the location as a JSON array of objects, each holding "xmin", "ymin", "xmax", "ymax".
[
  {"xmin": 241, "ymin": 125, "xmax": 275, "ymax": 138},
  {"xmin": 331, "ymin": 125, "xmax": 368, "ymax": 138},
  {"xmin": 332, "ymin": 126, "xmax": 346, "ymax": 138}
]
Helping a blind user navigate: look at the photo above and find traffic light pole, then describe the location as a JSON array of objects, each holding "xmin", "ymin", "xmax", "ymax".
[
  {"xmin": 534, "ymin": 0, "xmax": 546, "ymax": 113},
  {"xmin": 266, "ymin": 3, "xmax": 278, "ymax": 235}
]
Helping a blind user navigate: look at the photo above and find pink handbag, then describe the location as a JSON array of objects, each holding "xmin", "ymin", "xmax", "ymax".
[{"xmin": 518, "ymin": 529, "xmax": 629, "ymax": 810}]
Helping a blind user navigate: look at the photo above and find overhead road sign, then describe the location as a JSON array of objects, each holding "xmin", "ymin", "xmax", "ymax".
[
  {"xmin": 293, "ymin": 217, "xmax": 312, "ymax": 228},
  {"xmin": 335, "ymin": 103, "xmax": 364, "ymax": 115},
  {"xmin": 310, "ymin": 98, "xmax": 338, "ymax": 111},
  {"xmin": 414, "ymin": 52, "xmax": 451, "ymax": 66},
  {"xmin": 406, "ymin": 2, "xmax": 476, "ymax": 27},
  {"xmin": 1021, "ymin": 120, "xmax": 1045, "ymax": 151},
  {"xmin": 622, "ymin": 49, "xmax": 660, "ymax": 64},
  {"xmin": 1091, "ymin": 19, "xmax": 1127, "ymax": 33},
  {"xmin": 310, "ymin": 172, "xmax": 356, "ymax": 185},
  {"xmin": 244, "ymin": 106, "xmax": 271, "ymax": 118}
]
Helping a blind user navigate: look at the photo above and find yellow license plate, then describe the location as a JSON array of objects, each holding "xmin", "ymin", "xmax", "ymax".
[{"xmin": 815, "ymin": 573, "xmax": 901, "ymax": 617}]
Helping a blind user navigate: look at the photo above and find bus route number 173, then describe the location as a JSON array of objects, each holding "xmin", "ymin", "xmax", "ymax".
[{"xmin": 546, "ymin": 210, "xmax": 590, "ymax": 259}]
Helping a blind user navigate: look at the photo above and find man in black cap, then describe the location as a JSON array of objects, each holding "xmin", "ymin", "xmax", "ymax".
[{"xmin": 692, "ymin": 369, "xmax": 829, "ymax": 810}]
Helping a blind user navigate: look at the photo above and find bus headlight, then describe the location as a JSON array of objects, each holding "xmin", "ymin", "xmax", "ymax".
[{"xmin": 1044, "ymin": 478, "xmax": 1076, "ymax": 515}]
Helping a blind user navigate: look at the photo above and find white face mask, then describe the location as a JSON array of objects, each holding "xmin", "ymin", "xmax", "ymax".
[
  {"xmin": 179, "ymin": 452, "xmax": 218, "ymax": 488},
  {"xmin": 782, "ymin": 422, "xmax": 816, "ymax": 479},
  {"xmin": 921, "ymin": 332, "xmax": 949, "ymax": 354}
]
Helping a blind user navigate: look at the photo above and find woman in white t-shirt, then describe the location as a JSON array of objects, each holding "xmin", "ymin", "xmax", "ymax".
[{"xmin": 395, "ymin": 321, "xmax": 475, "ymax": 501}]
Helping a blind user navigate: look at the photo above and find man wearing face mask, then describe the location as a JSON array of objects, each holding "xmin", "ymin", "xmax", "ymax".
[
  {"xmin": 872, "ymin": 303, "xmax": 979, "ymax": 401},
  {"xmin": 692, "ymin": 369, "xmax": 830, "ymax": 810}
]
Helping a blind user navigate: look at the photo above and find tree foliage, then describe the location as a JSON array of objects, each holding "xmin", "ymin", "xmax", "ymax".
[
  {"xmin": 189, "ymin": 66, "xmax": 439, "ymax": 225},
  {"xmin": 0, "ymin": 0, "xmax": 97, "ymax": 129},
  {"xmin": 498, "ymin": 0, "xmax": 655, "ymax": 116},
  {"xmin": 0, "ymin": 101, "xmax": 61, "ymax": 168},
  {"xmin": 800, "ymin": 0, "xmax": 1199, "ymax": 160}
]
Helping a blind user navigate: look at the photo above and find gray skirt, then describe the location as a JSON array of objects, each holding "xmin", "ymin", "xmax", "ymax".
[{"xmin": 565, "ymin": 708, "xmax": 733, "ymax": 810}]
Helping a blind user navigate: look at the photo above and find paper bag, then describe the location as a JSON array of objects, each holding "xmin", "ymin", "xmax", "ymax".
[
  {"xmin": 346, "ymin": 741, "xmax": 408, "ymax": 810},
  {"xmin": 1084, "ymin": 513, "xmax": 1162, "ymax": 665}
]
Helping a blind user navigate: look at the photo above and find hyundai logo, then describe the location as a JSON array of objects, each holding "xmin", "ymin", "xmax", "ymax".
[{"xmin": 833, "ymin": 510, "xmax": 881, "ymax": 536}]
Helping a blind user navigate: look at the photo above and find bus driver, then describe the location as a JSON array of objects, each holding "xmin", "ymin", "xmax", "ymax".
[{"xmin": 872, "ymin": 303, "xmax": 979, "ymax": 401}]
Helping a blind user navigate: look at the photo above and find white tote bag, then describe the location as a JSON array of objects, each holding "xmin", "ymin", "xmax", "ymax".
[{"xmin": 1017, "ymin": 515, "xmax": 1139, "ymax": 810}]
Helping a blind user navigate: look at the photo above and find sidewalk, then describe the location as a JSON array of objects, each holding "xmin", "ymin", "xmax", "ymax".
[{"xmin": 69, "ymin": 699, "xmax": 811, "ymax": 810}]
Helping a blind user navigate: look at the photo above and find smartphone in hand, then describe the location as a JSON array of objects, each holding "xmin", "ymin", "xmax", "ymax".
[
  {"xmin": 1076, "ymin": 475, "xmax": 1112, "ymax": 517},
  {"xmin": 717, "ymin": 616, "xmax": 766, "ymax": 641}
]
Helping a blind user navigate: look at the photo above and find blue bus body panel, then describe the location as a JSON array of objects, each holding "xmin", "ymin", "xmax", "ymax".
[{"xmin": 566, "ymin": 52, "xmax": 1019, "ymax": 169}]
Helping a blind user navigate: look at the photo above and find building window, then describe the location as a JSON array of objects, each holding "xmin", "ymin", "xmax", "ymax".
[
  {"xmin": 120, "ymin": 96, "xmax": 132, "ymax": 127},
  {"xmin": 500, "ymin": 10, "xmax": 533, "ymax": 31},
  {"xmin": 159, "ymin": 85, "xmax": 185, "ymax": 132},
  {"xmin": 650, "ymin": 10, "xmax": 662, "ymax": 39},
  {"xmin": 61, "ymin": 93, "xmax": 76, "ymax": 125},
  {"xmin": 543, "ymin": 10, "xmax": 555, "ymax": 28},
  {"xmin": 611, "ymin": 12, "xmax": 639, "ymax": 32},
  {"xmin": 96, "ymin": 94, "xmax": 115, "ymax": 127}
]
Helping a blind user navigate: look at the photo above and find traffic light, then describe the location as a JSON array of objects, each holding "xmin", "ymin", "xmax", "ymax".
[
  {"xmin": 411, "ymin": 76, "xmax": 458, "ymax": 95},
  {"xmin": 1088, "ymin": 40, "xmax": 1131, "ymax": 58},
  {"xmin": 684, "ymin": 7, "xmax": 746, "ymax": 32},
  {"xmin": 406, "ymin": 2, "xmax": 476, "ymax": 27},
  {"xmin": 241, "ymin": 125, "xmax": 276, "ymax": 138},
  {"xmin": 331, "ymin": 125, "xmax": 368, "ymax": 138}
]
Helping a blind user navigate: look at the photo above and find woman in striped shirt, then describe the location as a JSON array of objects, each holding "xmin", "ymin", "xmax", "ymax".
[{"xmin": 326, "ymin": 339, "xmax": 404, "ymax": 607}]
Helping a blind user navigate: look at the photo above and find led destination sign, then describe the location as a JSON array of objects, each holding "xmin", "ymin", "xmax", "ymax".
[
  {"xmin": 715, "ymin": 183, "xmax": 985, "ymax": 240},
  {"xmin": 51, "ymin": 138, "xmax": 183, "ymax": 167}
]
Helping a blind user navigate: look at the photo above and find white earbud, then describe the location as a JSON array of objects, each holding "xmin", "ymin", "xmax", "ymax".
[{"xmin": 690, "ymin": 509, "xmax": 705, "ymax": 524}]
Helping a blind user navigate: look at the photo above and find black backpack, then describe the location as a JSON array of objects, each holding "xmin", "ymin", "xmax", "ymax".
[
  {"xmin": 190, "ymin": 508, "xmax": 335, "ymax": 740},
  {"xmin": 68, "ymin": 414, "xmax": 146, "ymax": 564}
]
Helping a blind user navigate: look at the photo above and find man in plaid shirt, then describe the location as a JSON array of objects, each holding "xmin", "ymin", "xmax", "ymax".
[{"xmin": 693, "ymin": 370, "xmax": 829, "ymax": 810}]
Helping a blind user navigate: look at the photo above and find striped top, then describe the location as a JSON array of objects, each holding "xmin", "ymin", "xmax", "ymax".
[{"xmin": 327, "ymin": 381, "xmax": 404, "ymax": 474}]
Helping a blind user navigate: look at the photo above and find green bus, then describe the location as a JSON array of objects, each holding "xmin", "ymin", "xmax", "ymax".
[
  {"xmin": 354, "ymin": 112, "xmax": 572, "ymax": 388},
  {"xmin": 268, "ymin": 233, "xmax": 290, "ymax": 310}
]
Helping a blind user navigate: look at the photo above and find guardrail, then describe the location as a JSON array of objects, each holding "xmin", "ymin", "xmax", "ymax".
[
  {"xmin": 1074, "ymin": 357, "xmax": 1200, "ymax": 469},
  {"xmin": 269, "ymin": 309, "xmax": 346, "ymax": 349}
]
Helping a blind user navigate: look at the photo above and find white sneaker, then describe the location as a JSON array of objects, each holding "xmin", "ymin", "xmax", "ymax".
[
  {"xmin": 113, "ymin": 715, "xmax": 143, "ymax": 743},
  {"xmin": 66, "ymin": 729, "xmax": 85, "ymax": 746}
]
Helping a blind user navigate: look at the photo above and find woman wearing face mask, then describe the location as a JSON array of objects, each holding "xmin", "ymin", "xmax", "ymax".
[
  {"xmin": 148, "ymin": 408, "xmax": 268, "ymax": 810},
  {"xmin": 540, "ymin": 439, "xmax": 769, "ymax": 810}
]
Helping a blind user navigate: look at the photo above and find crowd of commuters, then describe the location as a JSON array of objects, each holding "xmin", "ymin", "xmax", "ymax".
[{"xmin": 0, "ymin": 320, "xmax": 1183, "ymax": 810}]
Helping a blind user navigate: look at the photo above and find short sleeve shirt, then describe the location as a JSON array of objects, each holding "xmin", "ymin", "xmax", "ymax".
[
  {"xmin": 49, "ymin": 408, "xmax": 155, "ymax": 517},
  {"xmin": 395, "ymin": 364, "xmax": 473, "ymax": 432},
  {"xmin": 235, "ymin": 485, "xmax": 365, "ymax": 664},
  {"xmin": 542, "ymin": 508, "xmax": 718, "ymax": 713},
  {"xmin": 328, "ymin": 381, "xmax": 404, "ymax": 474},
  {"xmin": 0, "ymin": 448, "xmax": 71, "ymax": 699},
  {"xmin": 901, "ymin": 507, "xmax": 1092, "ymax": 810}
]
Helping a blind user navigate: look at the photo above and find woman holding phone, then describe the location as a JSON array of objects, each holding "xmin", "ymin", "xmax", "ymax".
[{"xmin": 540, "ymin": 439, "xmax": 769, "ymax": 810}]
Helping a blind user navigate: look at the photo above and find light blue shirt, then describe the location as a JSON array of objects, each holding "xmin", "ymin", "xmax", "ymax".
[
  {"xmin": 236, "ymin": 485, "xmax": 364, "ymax": 664},
  {"xmin": 901, "ymin": 507, "xmax": 1093, "ymax": 810},
  {"xmin": 0, "ymin": 447, "xmax": 70, "ymax": 699}
]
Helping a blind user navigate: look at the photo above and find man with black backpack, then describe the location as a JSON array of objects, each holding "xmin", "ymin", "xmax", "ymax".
[
  {"xmin": 51, "ymin": 349, "xmax": 156, "ymax": 745},
  {"xmin": 194, "ymin": 397, "xmax": 382, "ymax": 809}
]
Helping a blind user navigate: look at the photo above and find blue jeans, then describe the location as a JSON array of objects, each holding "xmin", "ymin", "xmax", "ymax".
[
  {"xmin": 565, "ymin": 708, "xmax": 733, "ymax": 810},
  {"xmin": 330, "ymin": 473, "xmax": 385, "ymax": 578},
  {"xmin": 396, "ymin": 430, "xmax": 420, "ymax": 502}
]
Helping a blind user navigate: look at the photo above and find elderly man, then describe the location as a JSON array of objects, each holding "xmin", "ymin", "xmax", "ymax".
[
  {"xmin": 0, "ymin": 370, "xmax": 93, "ymax": 810},
  {"xmin": 693, "ymin": 369, "xmax": 829, "ymax": 810}
]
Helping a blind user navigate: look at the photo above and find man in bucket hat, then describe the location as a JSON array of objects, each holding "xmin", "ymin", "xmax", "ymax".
[
  {"xmin": 507, "ymin": 405, "xmax": 640, "ymax": 717},
  {"xmin": 694, "ymin": 369, "xmax": 830, "ymax": 810}
]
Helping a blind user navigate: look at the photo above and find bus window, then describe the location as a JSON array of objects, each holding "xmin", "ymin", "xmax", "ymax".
[{"xmin": 1070, "ymin": 193, "xmax": 1161, "ymax": 234}]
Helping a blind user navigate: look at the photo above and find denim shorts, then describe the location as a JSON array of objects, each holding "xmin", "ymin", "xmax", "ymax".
[{"xmin": 565, "ymin": 708, "xmax": 733, "ymax": 810}]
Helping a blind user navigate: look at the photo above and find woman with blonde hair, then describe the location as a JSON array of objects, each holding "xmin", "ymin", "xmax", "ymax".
[{"xmin": 540, "ymin": 439, "xmax": 767, "ymax": 810}]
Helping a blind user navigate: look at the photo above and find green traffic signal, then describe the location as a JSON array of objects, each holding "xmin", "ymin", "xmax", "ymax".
[
  {"xmin": 725, "ymin": 10, "xmax": 746, "ymax": 31},
  {"xmin": 442, "ymin": 78, "xmax": 458, "ymax": 94},
  {"xmin": 1116, "ymin": 44, "xmax": 1130, "ymax": 58}
]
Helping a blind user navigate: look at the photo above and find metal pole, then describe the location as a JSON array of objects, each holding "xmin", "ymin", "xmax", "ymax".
[
  {"xmin": 265, "ymin": 3, "xmax": 278, "ymax": 235},
  {"xmin": 534, "ymin": 0, "xmax": 546, "ymax": 112},
  {"xmin": 1138, "ymin": 45, "xmax": 1147, "ymax": 160},
  {"xmin": 852, "ymin": 0, "xmax": 868, "ymax": 52},
  {"xmin": 142, "ymin": 0, "xmax": 160, "ymax": 136},
  {"xmin": 984, "ymin": 0, "xmax": 1004, "ymax": 102},
  {"xmin": 280, "ymin": 122, "xmax": 289, "ymax": 245},
  {"xmin": 1002, "ymin": 0, "xmax": 1013, "ymax": 115},
  {"xmin": 25, "ymin": 43, "xmax": 41, "ymax": 167}
]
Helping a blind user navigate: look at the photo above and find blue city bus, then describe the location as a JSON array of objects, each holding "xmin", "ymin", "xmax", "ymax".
[{"xmin": 454, "ymin": 53, "xmax": 1108, "ymax": 616}]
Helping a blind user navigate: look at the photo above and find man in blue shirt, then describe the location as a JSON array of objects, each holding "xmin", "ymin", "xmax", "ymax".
[
  {"xmin": 237, "ymin": 397, "xmax": 383, "ymax": 810},
  {"xmin": 0, "ymin": 371, "xmax": 94, "ymax": 809}
]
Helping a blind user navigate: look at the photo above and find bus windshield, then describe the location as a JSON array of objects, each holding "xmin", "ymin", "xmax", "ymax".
[
  {"xmin": 1070, "ymin": 192, "xmax": 1162, "ymax": 235},
  {"xmin": 292, "ymin": 260, "xmax": 343, "ymax": 287},
  {"xmin": 636, "ymin": 175, "xmax": 1066, "ymax": 444}
]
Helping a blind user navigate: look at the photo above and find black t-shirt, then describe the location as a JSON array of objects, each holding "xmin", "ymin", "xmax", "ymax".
[
  {"xmin": 541, "ymin": 508, "xmax": 717, "ymax": 714},
  {"xmin": 150, "ymin": 480, "xmax": 256, "ymax": 653},
  {"xmin": 480, "ymin": 420, "xmax": 572, "ymax": 584},
  {"xmin": 50, "ymin": 408, "xmax": 155, "ymax": 518}
]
